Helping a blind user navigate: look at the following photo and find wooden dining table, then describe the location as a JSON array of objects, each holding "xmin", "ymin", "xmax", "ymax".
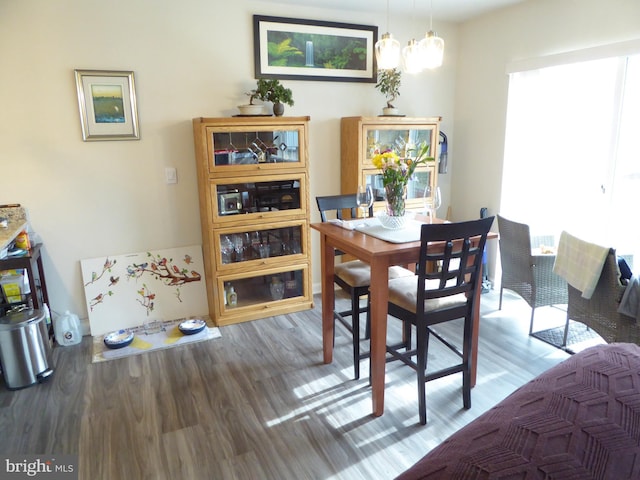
[{"xmin": 311, "ymin": 217, "xmax": 498, "ymax": 417}]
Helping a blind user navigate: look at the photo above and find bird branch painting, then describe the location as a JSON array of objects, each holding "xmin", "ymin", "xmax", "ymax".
[
  {"xmin": 84, "ymin": 257, "xmax": 117, "ymax": 287},
  {"xmin": 126, "ymin": 252, "xmax": 201, "ymax": 286},
  {"xmin": 89, "ymin": 290, "xmax": 114, "ymax": 311},
  {"xmin": 136, "ymin": 284, "xmax": 155, "ymax": 316},
  {"xmin": 81, "ymin": 245, "xmax": 208, "ymax": 336}
]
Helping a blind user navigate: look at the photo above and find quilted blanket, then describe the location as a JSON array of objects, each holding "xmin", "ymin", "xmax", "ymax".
[{"xmin": 396, "ymin": 343, "xmax": 640, "ymax": 480}]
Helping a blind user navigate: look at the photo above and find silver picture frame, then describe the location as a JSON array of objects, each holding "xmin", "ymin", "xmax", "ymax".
[{"xmin": 74, "ymin": 69, "xmax": 140, "ymax": 141}]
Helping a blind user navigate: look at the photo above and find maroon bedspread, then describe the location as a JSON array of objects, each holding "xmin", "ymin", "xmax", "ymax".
[{"xmin": 396, "ymin": 343, "xmax": 640, "ymax": 480}]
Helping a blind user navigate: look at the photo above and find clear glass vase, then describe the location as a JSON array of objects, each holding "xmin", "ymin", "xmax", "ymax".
[
  {"xmin": 381, "ymin": 183, "xmax": 407, "ymax": 229},
  {"xmin": 385, "ymin": 183, "xmax": 406, "ymax": 216}
]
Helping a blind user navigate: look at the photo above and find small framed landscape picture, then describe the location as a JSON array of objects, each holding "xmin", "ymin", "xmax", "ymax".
[{"xmin": 74, "ymin": 69, "xmax": 140, "ymax": 141}]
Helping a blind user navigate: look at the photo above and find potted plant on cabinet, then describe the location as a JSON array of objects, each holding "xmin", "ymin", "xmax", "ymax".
[
  {"xmin": 375, "ymin": 68, "xmax": 402, "ymax": 116},
  {"xmin": 264, "ymin": 79, "xmax": 294, "ymax": 116},
  {"xmin": 238, "ymin": 81, "xmax": 268, "ymax": 115},
  {"xmin": 238, "ymin": 79, "xmax": 294, "ymax": 116}
]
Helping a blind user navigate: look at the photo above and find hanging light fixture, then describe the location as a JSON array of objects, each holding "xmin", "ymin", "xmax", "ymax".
[
  {"xmin": 374, "ymin": 0, "xmax": 400, "ymax": 70},
  {"xmin": 402, "ymin": 39, "xmax": 424, "ymax": 74},
  {"xmin": 419, "ymin": 0, "xmax": 444, "ymax": 69},
  {"xmin": 401, "ymin": 0, "xmax": 425, "ymax": 74}
]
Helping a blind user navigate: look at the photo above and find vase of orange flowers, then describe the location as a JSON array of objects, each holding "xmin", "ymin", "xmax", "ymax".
[{"xmin": 371, "ymin": 142, "xmax": 434, "ymax": 228}]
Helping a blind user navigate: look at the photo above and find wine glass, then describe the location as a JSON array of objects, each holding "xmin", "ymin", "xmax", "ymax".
[
  {"xmin": 356, "ymin": 185, "xmax": 374, "ymax": 220},
  {"xmin": 423, "ymin": 185, "xmax": 442, "ymax": 223},
  {"xmin": 232, "ymin": 234, "xmax": 244, "ymax": 261},
  {"xmin": 433, "ymin": 186, "xmax": 442, "ymax": 214}
]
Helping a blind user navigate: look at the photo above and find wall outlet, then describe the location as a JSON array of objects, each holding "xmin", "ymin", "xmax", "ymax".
[{"xmin": 165, "ymin": 167, "xmax": 177, "ymax": 184}]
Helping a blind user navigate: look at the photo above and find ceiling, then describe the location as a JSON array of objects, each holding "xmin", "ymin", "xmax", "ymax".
[{"xmin": 258, "ymin": 0, "xmax": 528, "ymax": 23}]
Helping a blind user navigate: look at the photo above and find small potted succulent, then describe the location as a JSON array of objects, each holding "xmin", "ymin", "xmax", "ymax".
[{"xmin": 375, "ymin": 68, "xmax": 402, "ymax": 116}]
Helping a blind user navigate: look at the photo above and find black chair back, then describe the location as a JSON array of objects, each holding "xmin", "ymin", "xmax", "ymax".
[
  {"xmin": 415, "ymin": 217, "xmax": 494, "ymax": 320},
  {"xmin": 316, "ymin": 194, "xmax": 372, "ymax": 222}
]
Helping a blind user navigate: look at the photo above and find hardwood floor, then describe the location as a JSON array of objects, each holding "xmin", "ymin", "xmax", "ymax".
[{"xmin": 0, "ymin": 290, "xmax": 578, "ymax": 479}]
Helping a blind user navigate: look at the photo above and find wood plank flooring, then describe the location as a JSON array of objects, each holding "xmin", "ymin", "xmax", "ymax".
[{"xmin": 0, "ymin": 290, "xmax": 580, "ymax": 479}]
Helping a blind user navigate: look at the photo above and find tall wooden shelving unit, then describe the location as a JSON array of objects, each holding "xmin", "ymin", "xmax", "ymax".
[
  {"xmin": 192, "ymin": 116, "xmax": 313, "ymax": 326},
  {"xmin": 341, "ymin": 116, "xmax": 441, "ymax": 213}
]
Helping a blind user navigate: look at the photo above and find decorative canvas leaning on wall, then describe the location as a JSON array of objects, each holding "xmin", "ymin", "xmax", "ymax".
[{"xmin": 81, "ymin": 245, "xmax": 208, "ymax": 336}]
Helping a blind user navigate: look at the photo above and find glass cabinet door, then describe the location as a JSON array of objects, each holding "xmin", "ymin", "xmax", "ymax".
[
  {"xmin": 217, "ymin": 266, "xmax": 309, "ymax": 315},
  {"xmin": 364, "ymin": 126, "xmax": 436, "ymax": 166},
  {"xmin": 207, "ymin": 126, "xmax": 304, "ymax": 174},
  {"xmin": 363, "ymin": 167, "xmax": 435, "ymax": 210},
  {"xmin": 214, "ymin": 222, "xmax": 306, "ymax": 270},
  {"xmin": 209, "ymin": 173, "xmax": 307, "ymax": 225}
]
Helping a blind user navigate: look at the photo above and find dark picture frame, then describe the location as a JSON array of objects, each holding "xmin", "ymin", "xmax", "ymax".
[{"xmin": 253, "ymin": 15, "xmax": 378, "ymax": 83}]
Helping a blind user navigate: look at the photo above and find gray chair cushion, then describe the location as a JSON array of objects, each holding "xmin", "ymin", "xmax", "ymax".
[
  {"xmin": 388, "ymin": 276, "xmax": 467, "ymax": 314},
  {"xmin": 335, "ymin": 260, "xmax": 413, "ymax": 288}
]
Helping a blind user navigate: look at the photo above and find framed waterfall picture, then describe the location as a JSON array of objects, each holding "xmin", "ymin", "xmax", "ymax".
[
  {"xmin": 74, "ymin": 69, "xmax": 140, "ymax": 141},
  {"xmin": 253, "ymin": 15, "xmax": 378, "ymax": 83}
]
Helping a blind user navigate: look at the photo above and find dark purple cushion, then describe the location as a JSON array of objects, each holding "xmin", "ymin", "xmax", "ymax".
[{"xmin": 396, "ymin": 343, "xmax": 640, "ymax": 480}]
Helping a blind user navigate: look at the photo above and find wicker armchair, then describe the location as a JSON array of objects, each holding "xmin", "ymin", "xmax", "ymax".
[
  {"xmin": 565, "ymin": 249, "xmax": 640, "ymax": 345},
  {"xmin": 497, "ymin": 215, "xmax": 568, "ymax": 334}
]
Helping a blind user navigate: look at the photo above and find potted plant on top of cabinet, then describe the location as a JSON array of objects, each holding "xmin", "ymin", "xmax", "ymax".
[
  {"xmin": 238, "ymin": 79, "xmax": 294, "ymax": 116},
  {"xmin": 264, "ymin": 79, "xmax": 294, "ymax": 116},
  {"xmin": 238, "ymin": 81, "xmax": 268, "ymax": 115},
  {"xmin": 375, "ymin": 68, "xmax": 402, "ymax": 116}
]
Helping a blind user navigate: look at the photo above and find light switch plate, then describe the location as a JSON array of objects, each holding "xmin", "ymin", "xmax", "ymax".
[{"xmin": 165, "ymin": 167, "xmax": 177, "ymax": 184}]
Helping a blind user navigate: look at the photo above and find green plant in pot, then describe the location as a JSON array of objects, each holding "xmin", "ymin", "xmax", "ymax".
[
  {"xmin": 264, "ymin": 80, "xmax": 294, "ymax": 116},
  {"xmin": 375, "ymin": 68, "xmax": 401, "ymax": 115},
  {"xmin": 240, "ymin": 79, "xmax": 294, "ymax": 116}
]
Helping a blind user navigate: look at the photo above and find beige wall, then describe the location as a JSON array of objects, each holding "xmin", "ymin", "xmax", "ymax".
[
  {"xmin": 2, "ymin": 0, "xmax": 639, "ymax": 331},
  {"xmin": 0, "ymin": 0, "xmax": 456, "ymax": 331}
]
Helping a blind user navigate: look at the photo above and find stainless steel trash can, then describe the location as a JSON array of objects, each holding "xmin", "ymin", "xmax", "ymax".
[{"xmin": 0, "ymin": 309, "xmax": 54, "ymax": 390}]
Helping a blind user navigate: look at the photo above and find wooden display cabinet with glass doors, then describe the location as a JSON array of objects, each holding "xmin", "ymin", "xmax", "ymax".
[
  {"xmin": 340, "ymin": 116, "xmax": 441, "ymax": 216},
  {"xmin": 193, "ymin": 116, "xmax": 312, "ymax": 326}
]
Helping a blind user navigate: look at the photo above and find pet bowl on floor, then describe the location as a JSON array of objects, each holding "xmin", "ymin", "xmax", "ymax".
[
  {"xmin": 104, "ymin": 330, "xmax": 135, "ymax": 349},
  {"xmin": 178, "ymin": 319, "xmax": 206, "ymax": 335}
]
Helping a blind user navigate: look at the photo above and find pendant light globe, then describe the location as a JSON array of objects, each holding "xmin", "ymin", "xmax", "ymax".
[
  {"xmin": 402, "ymin": 39, "xmax": 425, "ymax": 74},
  {"xmin": 375, "ymin": 33, "xmax": 401, "ymax": 70},
  {"xmin": 420, "ymin": 31, "xmax": 444, "ymax": 69}
]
